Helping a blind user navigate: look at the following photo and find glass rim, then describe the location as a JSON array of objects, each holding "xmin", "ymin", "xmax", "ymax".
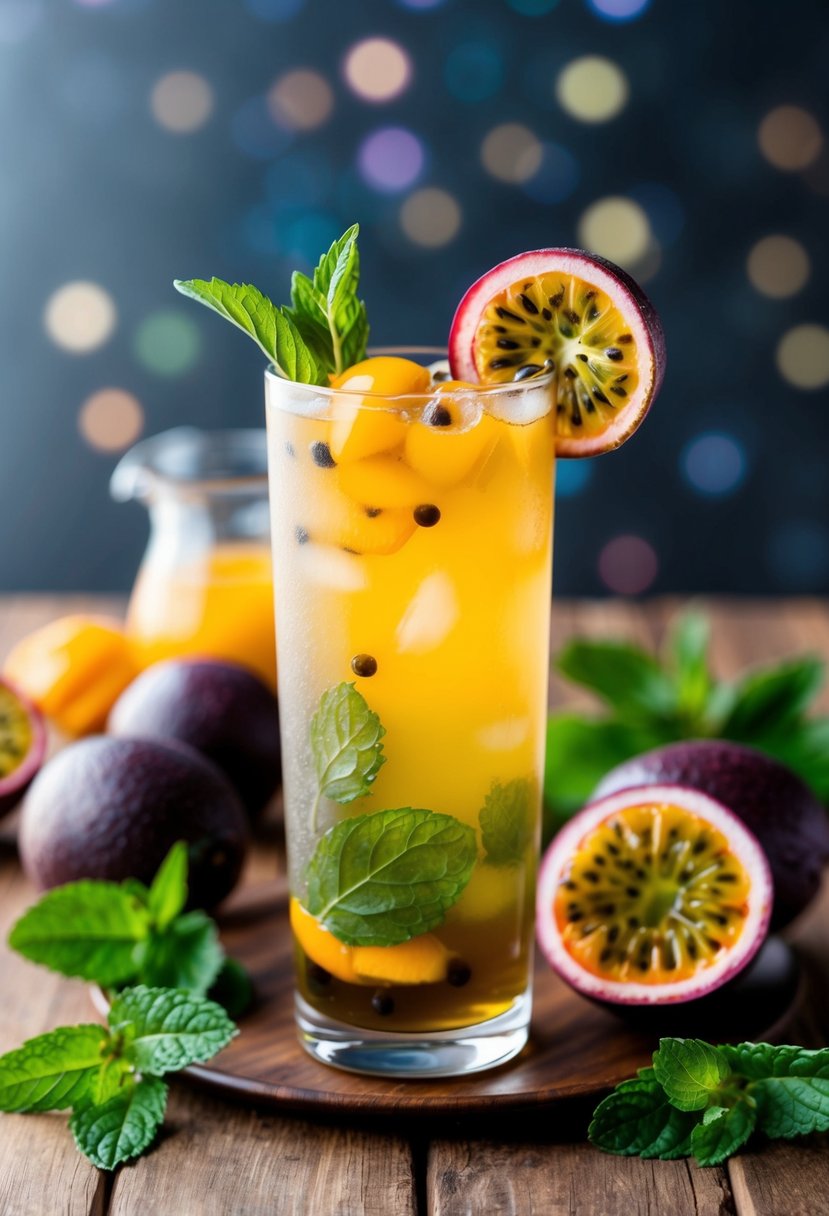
[
  {"xmin": 264, "ymin": 346, "xmax": 555, "ymax": 402},
  {"xmin": 110, "ymin": 426, "xmax": 269, "ymax": 502}
]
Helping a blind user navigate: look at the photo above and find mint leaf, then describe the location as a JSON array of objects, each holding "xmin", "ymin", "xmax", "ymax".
[
  {"xmin": 479, "ymin": 778, "xmax": 535, "ymax": 865},
  {"xmin": 543, "ymin": 713, "xmax": 663, "ymax": 829},
  {"xmin": 653, "ymin": 1039, "xmax": 730, "ymax": 1111},
  {"xmin": 305, "ymin": 807, "xmax": 477, "ymax": 946},
  {"xmin": 310, "ymin": 683, "xmax": 386, "ymax": 816},
  {"xmin": 668, "ymin": 611, "xmax": 712, "ymax": 726},
  {"xmin": 173, "ymin": 278, "xmax": 324, "ymax": 385},
  {"xmin": 147, "ymin": 842, "xmax": 188, "ymax": 931},
  {"xmin": 589, "ymin": 1075, "xmax": 701, "ymax": 1159},
  {"xmin": 70, "ymin": 1076, "xmax": 167, "ymax": 1171},
  {"xmin": 289, "ymin": 225, "xmax": 368, "ymax": 374},
  {"xmin": 88, "ymin": 1057, "xmax": 134, "ymax": 1108},
  {"xmin": 722, "ymin": 1043, "xmax": 829, "ymax": 1138},
  {"xmin": 110, "ymin": 986, "xmax": 237, "ymax": 1075},
  {"xmin": 556, "ymin": 639, "xmax": 677, "ymax": 721},
  {"xmin": 9, "ymin": 881, "xmax": 151, "ymax": 986},
  {"xmin": 691, "ymin": 1101, "xmax": 756, "ymax": 1166},
  {"xmin": 0, "ymin": 1026, "xmax": 106, "ymax": 1113},
  {"xmin": 208, "ymin": 957, "xmax": 254, "ymax": 1019},
  {"xmin": 137, "ymin": 912, "xmax": 224, "ymax": 994},
  {"xmin": 719, "ymin": 657, "xmax": 825, "ymax": 740}
]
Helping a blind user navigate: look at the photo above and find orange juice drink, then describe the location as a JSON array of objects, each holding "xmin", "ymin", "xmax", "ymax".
[
  {"xmin": 266, "ymin": 354, "xmax": 555, "ymax": 1075},
  {"xmin": 126, "ymin": 542, "xmax": 276, "ymax": 688}
]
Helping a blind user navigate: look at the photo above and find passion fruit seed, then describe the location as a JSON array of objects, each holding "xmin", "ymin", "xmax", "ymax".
[
  {"xmin": 372, "ymin": 992, "xmax": 395, "ymax": 1016},
  {"xmin": 423, "ymin": 402, "xmax": 452, "ymax": 427},
  {"xmin": 414, "ymin": 504, "xmax": 441, "ymax": 527},
  {"xmin": 285, "ymin": 441, "xmax": 296, "ymax": 458},
  {"xmin": 447, "ymin": 959, "xmax": 472, "ymax": 988},
  {"xmin": 351, "ymin": 654, "xmax": 378, "ymax": 678},
  {"xmin": 295, "ymin": 526, "xmax": 310, "ymax": 545},
  {"xmin": 311, "ymin": 441, "xmax": 337, "ymax": 469},
  {"xmin": 554, "ymin": 801, "xmax": 752, "ymax": 987}
]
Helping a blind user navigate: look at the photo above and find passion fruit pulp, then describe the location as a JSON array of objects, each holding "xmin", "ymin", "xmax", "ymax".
[
  {"xmin": 448, "ymin": 248, "xmax": 665, "ymax": 457},
  {"xmin": 0, "ymin": 676, "xmax": 47, "ymax": 819},
  {"xmin": 537, "ymin": 784, "xmax": 772, "ymax": 1006}
]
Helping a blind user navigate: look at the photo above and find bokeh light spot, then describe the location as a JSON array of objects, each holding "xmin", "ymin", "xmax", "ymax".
[
  {"xmin": 400, "ymin": 188, "xmax": 462, "ymax": 247},
  {"xmin": 578, "ymin": 196, "xmax": 651, "ymax": 266},
  {"xmin": 776, "ymin": 324, "xmax": 829, "ymax": 389},
  {"xmin": 587, "ymin": 0, "xmax": 651, "ymax": 20},
  {"xmin": 747, "ymin": 235, "xmax": 810, "ymax": 299},
  {"xmin": 244, "ymin": 0, "xmax": 304, "ymax": 20},
  {"xmin": 344, "ymin": 38, "xmax": 412, "ymax": 103},
  {"xmin": 556, "ymin": 460, "xmax": 593, "ymax": 498},
  {"xmin": 758, "ymin": 106, "xmax": 823, "ymax": 171},
  {"xmin": 44, "ymin": 282, "xmax": 117, "ymax": 353},
  {"xmin": 598, "ymin": 534, "xmax": 658, "ymax": 595},
  {"xmin": 0, "ymin": 0, "xmax": 44, "ymax": 44},
  {"xmin": 79, "ymin": 389, "xmax": 144, "ymax": 452},
  {"xmin": 151, "ymin": 71, "xmax": 214, "ymax": 134},
  {"xmin": 444, "ymin": 42, "xmax": 504, "ymax": 103},
  {"xmin": 358, "ymin": 127, "xmax": 425, "ymax": 193},
  {"xmin": 768, "ymin": 521, "xmax": 829, "ymax": 589},
  {"xmin": 268, "ymin": 69, "xmax": 333, "ymax": 132},
  {"xmin": 481, "ymin": 123, "xmax": 542, "ymax": 183},
  {"xmin": 556, "ymin": 56, "xmax": 629, "ymax": 123},
  {"xmin": 522, "ymin": 141, "xmax": 580, "ymax": 204},
  {"xmin": 682, "ymin": 433, "xmax": 746, "ymax": 497},
  {"xmin": 134, "ymin": 311, "xmax": 201, "ymax": 376}
]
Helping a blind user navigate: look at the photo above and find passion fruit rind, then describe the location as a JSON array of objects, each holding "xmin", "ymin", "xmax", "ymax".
[
  {"xmin": 0, "ymin": 676, "xmax": 47, "ymax": 819},
  {"xmin": 536, "ymin": 784, "xmax": 773, "ymax": 1007},
  {"xmin": 593, "ymin": 740, "xmax": 829, "ymax": 932},
  {"xmin": 448, "ymin": 247, "xmax": 666, "ymax": 457}
]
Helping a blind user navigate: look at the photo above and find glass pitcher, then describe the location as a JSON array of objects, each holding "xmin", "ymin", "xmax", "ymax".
[{"xmin": 111, "ymin": 428, "xmax": 276, "ymax": 689}]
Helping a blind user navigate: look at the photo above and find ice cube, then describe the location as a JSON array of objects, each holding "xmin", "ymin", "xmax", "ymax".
[
  {"xmin": 396, "ymin": 572, "xmax": 459, "ymax": 653},
  {"xmin": 477, "ymin": 718, "xmax": 530, "ymax": 751},
  {"xmin": 298, "ymin": 545, "xmax": 368, "ymax": 592}
]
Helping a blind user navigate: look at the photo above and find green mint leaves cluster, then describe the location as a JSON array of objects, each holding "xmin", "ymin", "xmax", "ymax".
[
  {"xmin": 590, "ymin": 1037, "xmax": 829, "ymax": 1167},
  {"xmin": 9, "ymin": 842, "xmax": 235, "ymax": 1001},
  {"xmin": 174, "ymin": 224, "xmax": 369, "ymax": 386},
  {"xmin": 0, "ymin": 987, "xmax": 236, "ymax": 1170},
  {"xmin": 545, "ymin": 609, "xmax": 829, "ymax": 830},
  {"xmin": 302, "ymin": 683, "xmax": 535, "ymax": 947}
]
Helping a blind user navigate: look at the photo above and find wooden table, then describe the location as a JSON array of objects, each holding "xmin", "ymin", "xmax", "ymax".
[{"xmin": 2, "ymin": 595, "xmax": 829, "ymax": 1216}]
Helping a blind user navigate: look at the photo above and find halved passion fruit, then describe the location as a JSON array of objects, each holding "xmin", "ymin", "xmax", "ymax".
[
  {"xmin": 0, "ymin": 675, "xmax": 47, "ymax": 818},
  {"xmin": 536, "ymin": 785, "xmax": 772, "ymax": 1006},
  {"xmin": 448, "ymin": 248, "xmax": 665, "ymax": 456}
]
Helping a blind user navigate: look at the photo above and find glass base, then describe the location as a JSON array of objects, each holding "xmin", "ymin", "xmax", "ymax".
[{"xmin": 295, "ymin": 989, "xmax": 531, "ymax": 1078}]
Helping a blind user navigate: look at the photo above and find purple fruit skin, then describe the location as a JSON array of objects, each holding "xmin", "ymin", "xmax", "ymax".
[
  {"xmin": 19, "ymin": 736, "xmax": 249, "ymax": 909},
  {"xmin": 109, "ymin": 660, "xmax": 280, "ymax": 820},
  {"xmin": 594, "ymin": 740, "xmax": 829, "ymax": 930}
]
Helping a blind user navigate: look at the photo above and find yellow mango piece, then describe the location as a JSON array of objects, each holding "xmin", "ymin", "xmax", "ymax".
[
  {"xmin": 302, "ymin": 461, "xmax": 417, "ymax": 555},
  {"xmin": 337, "ymin": 456, "xmax": 434, "ymax": 509},
  {"xmin": 329, "ymin": 357, "xmax": 431, "ymax": 463},
  {"xmin": 405, "ymin": 407, "xmax": 498, "ymax": 489},
  {"xmin": 3, "ymin": 615, "xmax": 138, "ymax": 737},
  {"xmin": 289, "ymin": 897, "xmax": 359, "ymax": 984},
  {"xmin": 353, "ymin": 934, "xmax": 453, "ymax": 986}
]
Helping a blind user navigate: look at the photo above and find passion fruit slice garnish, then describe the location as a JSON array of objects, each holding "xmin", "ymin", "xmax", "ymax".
[
  {"xmin": 448, "ymin": 248, "xmax": 666, "ymax": 457},
  {"xmin": 536, "ymin": 784, "xmax": 772, "ymax": 1006},
  {"xmin": 0, "ymin": 675, "xmax": 47, "ymax": 819}
]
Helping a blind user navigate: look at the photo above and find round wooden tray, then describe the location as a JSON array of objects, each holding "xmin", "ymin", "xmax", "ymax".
[{"xmin": 164, "ymin": 880, "xmax": 804, "ymax": 1117}]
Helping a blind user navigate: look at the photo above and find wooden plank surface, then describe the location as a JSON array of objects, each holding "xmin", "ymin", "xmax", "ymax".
[{"xmin": 1, "ymin": 595, "xmax": 829, "ymax": 1216}]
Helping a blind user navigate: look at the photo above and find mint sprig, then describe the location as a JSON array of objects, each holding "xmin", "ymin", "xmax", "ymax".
[
  {"xmin": 545, "ymin": 608, "xmax": 829, "ymax": 830},
  {"xmin": 309, "ymin": 682, "xmax": 386, "ymax": 828},
  {"xmin": 174, "ymin": 225, "xmax": 368, "ymax": 385},
  {"xmin": 0, "ymin": 987, "xmax": 236, "ymax": 1171},
  {"xmin": 479, "ymin": 778, "xmax": 535, "ymax": 865},
  {"xmin": 8, "ymin": 844, "xmax": 247, "ymax": 1011},
  {"xmin": 305, "ymin": 806, "xmax": 477, "ymax": 946},
  {"xmin": 590, "ymin": 1037, "xmax": 829, "ymax": 1167}
]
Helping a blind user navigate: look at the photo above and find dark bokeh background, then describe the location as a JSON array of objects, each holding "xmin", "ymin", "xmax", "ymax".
[{"xmin": 1, "ymin": 0, "xmax": 827, "ymax": 596}]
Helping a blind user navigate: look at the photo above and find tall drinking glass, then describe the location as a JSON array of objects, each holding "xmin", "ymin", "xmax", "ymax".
[{"xmin": 266, "ymin": 351, "xmax": 555, "ymax": 1076}]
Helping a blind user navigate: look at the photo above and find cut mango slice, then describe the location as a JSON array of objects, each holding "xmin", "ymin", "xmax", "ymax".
[
  {"xmin": 3, "ymin": 615, "xmax": 138, "ymax": 737},
  {"xmin": 328, "ymin": 357, "xmax": 430, "ymax": 463},
  {"xmin": 337, "ymin": 456, "xmax": 433, "ymax": 509},
  {"xmin": 290, "ymin": 897, "xmax": 453, "ymax": 986},
  {"xmin": 405, "ymin": 392, "xmax": 498, "ymax": 489}
]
